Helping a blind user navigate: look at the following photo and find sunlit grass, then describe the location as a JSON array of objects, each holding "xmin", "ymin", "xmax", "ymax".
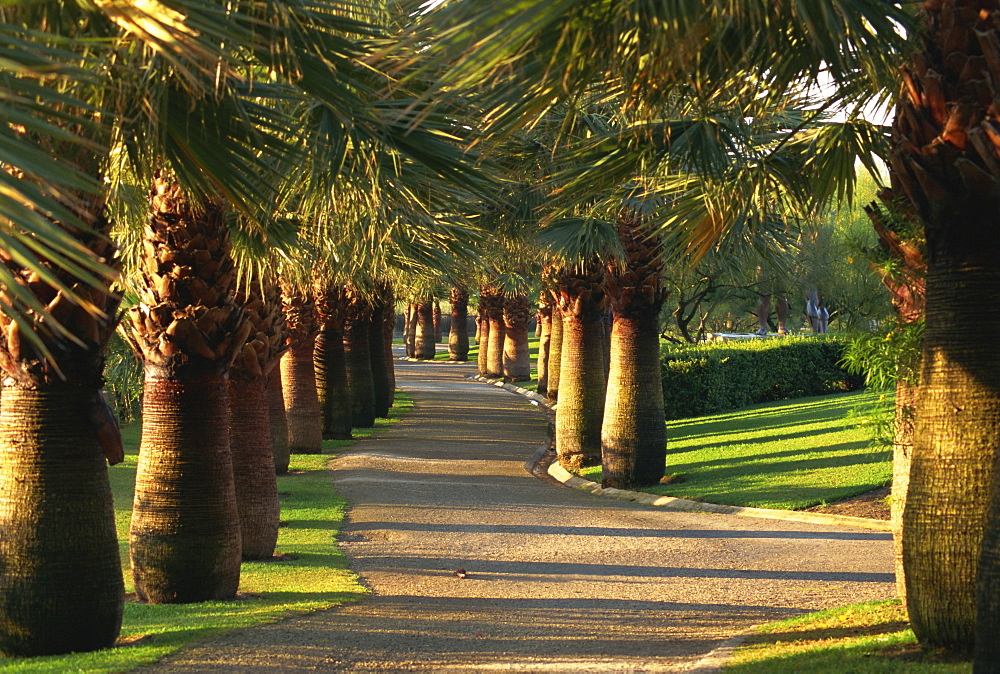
[
  {"xmin": 0, "ymin": 393, "xmax": 412, "ymax": 672},
  {"xmin": 725, "ymin": 600, "xmax": 969, "ymax": 672},
  {"xmin": 581, "ymin": 390, "xmax": 890, "ymax": 510}
]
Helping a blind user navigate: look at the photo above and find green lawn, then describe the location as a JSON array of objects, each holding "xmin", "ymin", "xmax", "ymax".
[
  {"xmin": 0, "ymin": 394, "xmax": 412, "ymax": 672},
  {"xmin": 580, "ymin": 390, "xmax": 891, "ymax": 510},
  {"xmin": 725, "ymin": 600, "xmax": 969, "ymax": 672}
]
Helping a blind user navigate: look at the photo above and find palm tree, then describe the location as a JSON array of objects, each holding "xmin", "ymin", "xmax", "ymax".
[
  {"xmin": 553, "ymin": 262, "xmax": 608, "ymax": 469},
  {"xmin": 229, "ymin": 273, "xmax": 284, "ymax": 560},
  {"xmin": 536, "ymin": 287, "xmax": 553, "ymax": 394},
  {"xmin": 314, "ymin": 281, "xmax": 352, "ymax": 440},
  {"xmin": 344, "ymin": 285, "xmax": 377, "ymax": 428},
  {"xmin": 413, "ymin": 298, "xmax": 436, "ymax": 360},
  {"xmin": 502, "ymin": 293, "xmax": 532, "ymax": 381},
  {"xmin": 601, "ymin": 210, "xmax": 668, "ymax": 488},
  {"xmin": 481, "ymin": 285, "xmax": 505, "ymax": 377},
  {"xmin": 127, "ymin": 181, "xmax": 245, "ymax": 603},
  {"xmin": 280, "ymin": 281, "xmax": 323, "ymax": 454},
  {"xmin": 885, "ymin": 0, "xmax": 1000, "ymax": 658},
  {"xmin": 448, "ymin": 285, "xmax": 471, "ymax": 360},
  {"xmin": 369, "ymin": 281, "xmax": 394, "ymax": 417}
]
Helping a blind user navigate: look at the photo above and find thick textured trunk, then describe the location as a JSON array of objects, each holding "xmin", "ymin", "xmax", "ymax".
[
  {"xmin": 281, "ymin": 341, "xmax": 323, "ymax": 453},
  {"xmin": 476, "ymin": 305, "xmax": 490, "ymax": 375},
  {"xmin": 905, "ymin": 262, "xmax": 1000, "ymax": 654},
  {"xmin": 556, "ymin": 307, "xmax": 606, "ymax": 469},
  {"xmin": 267, "ymin": 367, "xmax": 290, "ymax": 474},
  {"xmin": 486, "ymin": 316, "xmax": 505, "ymax": 380},
  {"xmin": 0, "ymin": 386, "xmax": 124, "ymax": 655},
  {"xmin": 537, "ymin": 293, "xmax": 553, "ymax": 395},
  {"xmin": 403, "ymin": 304, "xmax": 416, "ymax": 358},
  {"xmin": 887, "ymin": 1, "xmax": 1000, "ymax": 657},
  {"xmin": 503, "ymin": 294, "xmax": 532, "ymax": 382},
  {"xmin": 892, "ymin": 377, "xmax": 916, "ymax": 602},
  {"xmin": 601, "ymin": 313, "xmax": 666, "ymax": 488},
  {"xmin": 229, "ymin": 377, "xmax": 279, "ymax": 560},
  {"xmin": 369, "ymin": 299, "xmax": 391, "ymax": 418},
  {"xmin": 344, "ymin": 293, "xmax": 376, "ymax": 428},
  {"xmin": 546, "ymin": 303, "xmax": 563, "ymax": 404},
  {"xmin": 449, "ymin": 286, "xmax": 470, "ymax": 361},
  {"xmin": 414, "ymin": 301, "xmax": 436, "ymax": 360},
  {"xmin": 131, "ymin": 375, "xmax": 241, "ymax": 603},
  {"xmin": 314, "ymin": 328, "xmax": 352, "ymax": 440},
  {"xmin": 433, "ymin": 301, "xmax": 442, "ymax": 343},
  {"xmin": 383, "ymin": 298, "xmax": 396, "ymax": 406}
]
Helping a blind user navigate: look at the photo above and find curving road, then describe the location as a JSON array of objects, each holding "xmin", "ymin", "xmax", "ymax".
[{"xmin": 151, "ymin": 359, "xmax": 894, "ymax": 672}]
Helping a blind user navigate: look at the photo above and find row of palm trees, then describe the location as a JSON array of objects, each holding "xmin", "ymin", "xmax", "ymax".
[{"xmin": 5, "ymin": 0, "xmax": 1000, "ymax": 665}]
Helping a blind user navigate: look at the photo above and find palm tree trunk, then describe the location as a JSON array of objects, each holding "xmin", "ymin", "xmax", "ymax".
[
  {"xmin": 267, "ymin": 367, "xmax": 290, "ymax": 473},
  {"xmin": 131, "ymin": 375, "xmax": 241, "ymax": 603},
  {"xmin": 555, "ymin": 264, "xmax": 607, "ymax": 469},
  {"xmin": 314, "ymin": 282, "xmax": 351, "ymax": 439},
  {"xmin": 314, "ymin": 326, "xmax": 352, "ymax": 440},
  {"xmin": 433, "ymin": 300, "xmax": 442, "ymax": 343},
  {"xmin": 481, "ymin": 289, "xmax": 505, "ymax": 378},
  {"xmin": 502, "ymin": 294, "xmax": 532, "ymax": 381},
  {"xmin": 0, "ymin": 385, "xmax": 124, "ymax": 655},
  {"xmin": 476, "ymin": 302, "xmax": 490, "ymax": 375},
  {"xmin": 449, "ymin": 286, "xmax": 470, "ymax": 361},
  {"xmin": 537, "ymin": 291, "xmax": 553, "ymax": 395},
  {"xmin": 369, "ymin": 293, "xmax": 391, "ymax": 418},
  {"xmin": 403, "ymin": 303, "xmax": 416, "ymax": 357},
  {"xmin": 887, "ymin": 0, "xmax": 1000, "ymax": 656},
  {"xmin": 414, "ymin": 300, "xmax": 436, "ymax": 359},
  {"xmin": 383, "ymin": 292, "xmax": 396, "ymax": 406},
  {"xmin": 281, "ymin": 340, "xmax": 323, "ymax": 453},
  {"xmin": 344, "ymin": 290, "xmax": 376, "ymax": 428},
  {"xmin": 547, "ymin": 302, "xmax": 564, "ymax": 404},
  {"xmin": 229, "ymin": 377, "xmax": 279, "ymax": 560},
  {"xmin": 601, "ymin": 312, "xmax": 666, "ymax": 488},
  {"xmin": 600, "ymin": 211, "xmax": 668, "ymax": 488}
]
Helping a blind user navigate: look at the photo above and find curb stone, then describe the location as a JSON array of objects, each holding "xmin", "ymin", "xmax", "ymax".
[{"xmin": 469, "ymin": 372, "xmax": 891, "ymax": 533}]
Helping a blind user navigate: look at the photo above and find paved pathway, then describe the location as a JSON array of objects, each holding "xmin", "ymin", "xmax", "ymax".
[{"xmin": 152, "ymin": 359, "xmax": 895, "ymax": 672}]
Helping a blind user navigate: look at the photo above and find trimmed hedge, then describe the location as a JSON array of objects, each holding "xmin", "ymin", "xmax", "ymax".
[{"xmin": 661, "ymin": 336, "xmax": 863, "ymax": 420}]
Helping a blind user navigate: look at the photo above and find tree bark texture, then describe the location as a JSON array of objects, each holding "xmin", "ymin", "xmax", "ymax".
[
  {"xmin": 503, "ymin": 294, "xmax": 532, "ymax": 382},
  {"xmin": 555, "ymin": 265, "xmax": 608, "ymax": 470},
  {"xmin": 314, "ymin": 328, "xmax": 351, "ymax": 440},
  {"xmin": 131, "ymin": 376, "xmax": 241, "ymax": 603},
  {"xmin": 315, "ymin": 284, "xmax": 352, "ymax": 440},
  {"xmin": 0, "ymin": 386, "xmax": 124, "ymax": 655},
  {"xmin": 267, "ymin": 367, "xmax": 290, "ymax": 474},
  {"xmin": 449, "ymin": 286, "xmax": 470, "ymax": 361},
  {"xmin": 281, "ymin": 340, "xmax": 323, "ymax": 453},
  {"xmin": 369, "ymin": 293, "xmax": 391, "ymax": 418},
  {"xmin": 547, "ymin": 302, "xmax": 564, "ymax": 404},
  {"xmin": 601, "ymin": 211, "xmax": 668, "ymax": 488},
  {"xmin": 280, "ymin": 285, "xmax": 322, "ymax": 454},
  {"xmin": 888, "ymin": 0, "xmax": 1000, "ymax": 657},
  {"xmin": 404, "ymin": 304, "xmax": 416, "ymax": 358},
  {"xmin": 601, "ymin": 313, "xmax": 666, "ymax": 488},
  {"xmin": 433, "ymin": 301, "xmax": 442, "ymax": 343},
  {"xmin": 0, "ymin": 203, "xmax": 124, "ymax": 654},
  {"xmin": 228, "ymin": 377, "xmax": 279, "ymax": 560},
  {"xmin": 383, "ymin": 292, "xmax": 396, "ymax": 407},
  {"xmin": 537, "ymin": 291, "xmax": 553, "ymax": 395},
  {"xmin": 481, "ymin": 288, "xmax": 505, "ymax": 378},
  {"xmin": 344, "ymin": 290, "xmax": 376, "ymax": 428},
  {"xmin": 477, "ymin": 303, "xmax": 489, "ymax": 375},
  {"xmin": 414, "ymin": 301, "xmax": 436, "ymax": 360}
]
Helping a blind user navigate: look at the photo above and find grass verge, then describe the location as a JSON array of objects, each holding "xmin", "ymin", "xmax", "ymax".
[
  {"xmin": 0, "ymin": 393, "xmax": 413, "ymax": 672},
  {"xmin": 724, "ymin": 600, "xmax": 970, "ymax": 672},
  {"xmin": 580, "ymin": 390, "xmax": 890, "ymax": 510}
]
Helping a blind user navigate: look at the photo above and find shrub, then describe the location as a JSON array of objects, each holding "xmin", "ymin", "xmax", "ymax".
[{"xmin": 660, "ymin": 336, "xmax": 863, "ymax": 419}]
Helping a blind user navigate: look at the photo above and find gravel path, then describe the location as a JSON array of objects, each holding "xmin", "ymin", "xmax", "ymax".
[{"xmin": 149, "ymin": 359, "xmax": 895, "ymax": 672}]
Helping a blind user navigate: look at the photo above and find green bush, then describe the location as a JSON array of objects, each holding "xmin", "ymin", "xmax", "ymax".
[{"xmin": 661, "ymin": 336, "xmax": 863, "ymax": 419}]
